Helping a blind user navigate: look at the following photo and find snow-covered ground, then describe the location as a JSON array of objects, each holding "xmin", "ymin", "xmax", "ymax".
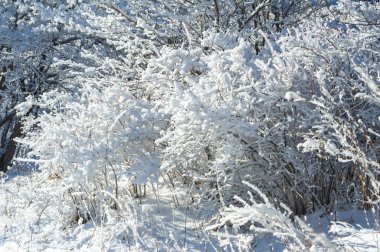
[
  {"xmin": 315, "ymin": 209, "xmax": 380, "ymax": 251},
  {"xmin": 0, "ymin": 166, "xmax": 221, "ymax": 251},
  {"xmin": 0, "ymin": 167, "xmax": 379, "ymax": 251}
]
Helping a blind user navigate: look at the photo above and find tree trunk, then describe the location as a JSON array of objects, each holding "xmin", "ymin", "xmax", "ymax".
[{"xmin": 0, "ymin": 118, "xmax": 22, "ymax": 172}]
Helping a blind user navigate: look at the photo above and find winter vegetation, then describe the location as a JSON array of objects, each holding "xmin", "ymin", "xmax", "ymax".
[{"xmin": 1, "ymin": 0, "xmax": 380, "ymax": 251}]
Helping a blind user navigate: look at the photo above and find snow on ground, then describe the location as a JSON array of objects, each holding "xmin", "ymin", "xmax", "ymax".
[
  {"xmin": 0, "ymin": 168, "xmax": 221, "ymax": 251},
  {"xmin": 316, "ymin": 209, "xmax": 380, "ymax": 251},
  {"xmin": 0, "ymin": 168, "xmax": 379, "ymax": 251}
]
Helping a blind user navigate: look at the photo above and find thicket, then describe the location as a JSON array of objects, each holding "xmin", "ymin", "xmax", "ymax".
[{"xmin": 1, "ymin": 0, "xmax": 379, "ymax": 250}]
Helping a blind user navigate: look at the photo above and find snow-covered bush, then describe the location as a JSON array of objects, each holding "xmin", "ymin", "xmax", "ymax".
[
  {"xmin": 0, "ymin": 0, "xmax": 149, "ymax": 171},
  {"xmin": 140, "ymin": 0, "xmax": 380, "ymax": 217},
  {"xmin": 209, "ymin": 181, "xmax": 337, "ymax": 251},
  {"xmin": 16, "ymin": 78, "xmax": 165, "ymax": 219},
  {"xmin": 286, "ymin": 0, "xmax": 380, "ymax": 209},
  {"xmin": 2, "ymin": 0, "xmax": 380, "ymax": 251},
  {"xmin": 141, "ymin": 32, "xmax": 313, "ymax": 215}
]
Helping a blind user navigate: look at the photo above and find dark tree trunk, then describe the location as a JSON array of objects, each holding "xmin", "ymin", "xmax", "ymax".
[{"xmin": 0, "ymin": 118, "xmax": 22, "ymax": 172}]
